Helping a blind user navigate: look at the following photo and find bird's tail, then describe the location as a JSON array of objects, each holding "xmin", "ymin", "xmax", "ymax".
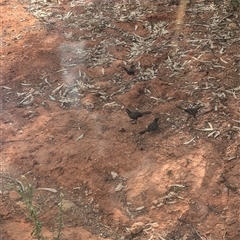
[
  {"xmin": 176, "ymin": 105, "xmax": 184, "ymax": 110},
  {"xmin": 142, "ymin": 111, "xmax": 151, "ymax": 115},
  {"xmin": 196, "ymin": 105, "xmax": 203, "ymax": 110},
  {"xmin": 139, "ymin": 129, "xmax": 147, "ymax": 135}
]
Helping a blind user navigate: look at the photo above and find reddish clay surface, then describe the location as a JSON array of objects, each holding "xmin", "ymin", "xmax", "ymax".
[{"xmin": 1, "ymin": 1, "xmax": 240, "ymax": 240}]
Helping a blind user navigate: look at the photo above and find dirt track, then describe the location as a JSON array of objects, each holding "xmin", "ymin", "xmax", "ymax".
[{"xmin": 1, "ymin": 0, "xmax": 240, "ymax": 239}]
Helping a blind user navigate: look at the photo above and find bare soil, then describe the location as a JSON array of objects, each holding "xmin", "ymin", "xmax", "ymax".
[{"xmin": 1, "ymin": 0, "xmax": 240, "ymax": 240}]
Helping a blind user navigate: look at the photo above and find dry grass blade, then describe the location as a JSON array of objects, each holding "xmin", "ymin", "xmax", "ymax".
[
  {"xmin": 52, "ymin": 83, "xmax": 65, "ymax": 94},
  {"xmin": 196, "ymin": 122, "xmax": 214, "ymax": 131},
  {"xmin": 183, "ymin": 137, "xmax": 196, "ymax": 145},
  {"xmin": 37, "ymin": 188, "xmax": 57, "ymax": 193},
  {"xmin": 76, "ymin": 134, "xmax": 84, "ymax": 141}
]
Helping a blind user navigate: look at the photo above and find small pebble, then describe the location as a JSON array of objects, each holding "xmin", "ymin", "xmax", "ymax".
[
  {"xmin": 115, "ymin": 183, "xmax": 123, "ymax": 192},
  {"xmin": 129, "ymin": 222, "xmax": 145, "ymax": 235},
  {"xmin": 228, "ymin": 22, "xmax": 237, "ymax": 30},
  {"xmin": 111, "ymin": 171, "xmax": 118, "ymax": 179},
  {"xmin": 135, "ymin": 206, "xmax": 145, "ymax": 211}
]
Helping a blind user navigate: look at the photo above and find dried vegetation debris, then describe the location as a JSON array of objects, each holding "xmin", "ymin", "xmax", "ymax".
[
  {"xmin": 24, "ymin": 0, "xmax": 173, "ymax": 108},
  {"xmin": 2, "ymin": 1, "xmax": 239, "ymax": 128}
]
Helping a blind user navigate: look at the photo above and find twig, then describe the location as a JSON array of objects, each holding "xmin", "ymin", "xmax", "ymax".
[
  {"xmin": 2, "ymin": 138, "xmax": 35, "ymax": 144},
  {"xmin": 226, "ymin": 156, "xmax": 236, "ymax": 162},
  {"xmin": 222, "ymin": 230, "xmax": 226, "ymax": 240},
  {"xmin": 131, "ymin": 141, "xmax": 141, "ymax": 155},
  {"xmin": 183, "ymin": 137, "xmax": 196, "ymax": 145},
  {"xmin": 192, "ymin": 226, "xmax": 206, "ymax": 240},
  {"xmin": 66, "ymin": 147, "xmax": 92, "ymax": 160}
]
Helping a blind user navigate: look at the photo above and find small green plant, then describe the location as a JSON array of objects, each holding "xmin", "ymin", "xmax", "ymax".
[
  {"xmin": 16, "ymin": 176, "xmax": 64, "ymax": 240},
  {"xmin": 17, "ymin": 176, "xmax": 45, "ymax": 240},
  {"xmin": 53, "ymin": 192, "xmax": 64, "ymax": 240}
]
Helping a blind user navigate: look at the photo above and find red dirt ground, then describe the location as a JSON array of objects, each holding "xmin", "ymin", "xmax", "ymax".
[{"xmin": 1, "ymin": 0, "xmax": 240, "ymax": 239}]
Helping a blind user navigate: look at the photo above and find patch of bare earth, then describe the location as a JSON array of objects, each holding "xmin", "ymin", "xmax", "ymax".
[{"xmin": 1, "ymin": 0, "xmax": 240, "ymax": 239}]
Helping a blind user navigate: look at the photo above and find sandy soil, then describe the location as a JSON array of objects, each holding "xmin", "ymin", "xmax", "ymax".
[{"xmin": 1, "ymin": 0, "xmax": 240, "ymax": 239}]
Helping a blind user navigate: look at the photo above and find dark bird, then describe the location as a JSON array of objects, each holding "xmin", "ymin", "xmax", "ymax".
[
  {"xmin": 126, "ymin": 108, "xmax": 151, "ymax": 121},
  {"xmin": 176, "ymin": 105, "xmax": 202, "ymax": 118},
  {"xmin": 123, "ymin": 65, "xmax": 135, "ymax": 75},
  {"xmin": 139, "ymin": 117, "xmax": 159, "ymax": 134}
]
